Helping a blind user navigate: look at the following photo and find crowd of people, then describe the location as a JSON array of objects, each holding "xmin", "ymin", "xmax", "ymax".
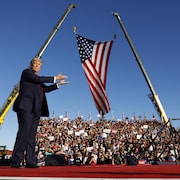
[
  {"xmin": 9, "ymin": 57, "xmax": 179, "ymax": 168},
  {"xmin": 35, "ymin": 116, "xmax": 180, "ymax": 166}
]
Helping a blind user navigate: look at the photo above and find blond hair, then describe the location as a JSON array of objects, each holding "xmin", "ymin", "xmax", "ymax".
[{"xmin": 29, "ymin": 58, "xmax": 43, "ymax": 68}]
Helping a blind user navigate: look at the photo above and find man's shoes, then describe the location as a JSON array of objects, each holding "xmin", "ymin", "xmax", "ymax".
[
  {"xmin": 25, "ymin": 164, "xmax": 40, "ymax": 168},
  {"xmin": 11, "ymin": 164, "xmax": 24, "ymax": 168}
]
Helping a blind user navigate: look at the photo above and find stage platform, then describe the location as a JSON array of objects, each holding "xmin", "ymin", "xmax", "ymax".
[{"xmin": 0, "ymin": 164, "xmax": 180, "ymax": 179}]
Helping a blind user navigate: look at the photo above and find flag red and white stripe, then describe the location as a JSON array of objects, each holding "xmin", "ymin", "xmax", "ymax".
[{"xmin": 76, "ymin": 34, "xmax": 114, "ymax": 115}]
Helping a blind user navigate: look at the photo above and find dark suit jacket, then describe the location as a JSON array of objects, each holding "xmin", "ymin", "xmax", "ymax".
[{"xmin": 13, "ymin": 68, "xmax": 58, "ymax": 117}]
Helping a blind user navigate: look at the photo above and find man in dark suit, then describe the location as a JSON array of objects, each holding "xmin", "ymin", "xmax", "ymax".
[{"xmin": 11, "ymin": 58, "xmax": 69, "ymax": 168}]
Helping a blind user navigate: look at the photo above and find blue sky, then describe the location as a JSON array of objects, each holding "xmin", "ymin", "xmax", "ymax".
[{"xmin": 0, "ymin": 0, "xmax": 180, "ymax": 149}]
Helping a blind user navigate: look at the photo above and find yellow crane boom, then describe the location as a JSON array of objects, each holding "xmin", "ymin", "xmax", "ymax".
[
  {"xmin": 112, "ymin": 12, "xmax": 169, "ymax": 126},
  {"xmin": 0, "ymin": 84, "xmax": 19, "ymax": 125}
]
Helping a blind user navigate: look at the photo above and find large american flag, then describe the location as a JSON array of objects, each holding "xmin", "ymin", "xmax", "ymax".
[{"xmin": 76, "ymin": 33, "xmax": 114, "ymax": 115}]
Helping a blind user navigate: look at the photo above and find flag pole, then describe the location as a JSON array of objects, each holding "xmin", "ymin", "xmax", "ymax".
[
  {"xmin": 35, "ymin": 3, "xmax": 76, "ymax": 58},
  {"xmin": 112, "ymin": 12, "xmax": 169, "ymax": 125}
]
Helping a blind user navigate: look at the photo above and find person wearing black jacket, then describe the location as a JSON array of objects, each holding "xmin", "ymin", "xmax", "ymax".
[{"xmin": 11, "ymin": 58, "xmax": 69, "ymax": 168}]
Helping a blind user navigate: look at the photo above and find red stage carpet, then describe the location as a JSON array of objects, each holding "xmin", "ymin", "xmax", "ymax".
[{"xmin": 0, "ymin": 164, "xmax": 180, "ymax": 179}]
